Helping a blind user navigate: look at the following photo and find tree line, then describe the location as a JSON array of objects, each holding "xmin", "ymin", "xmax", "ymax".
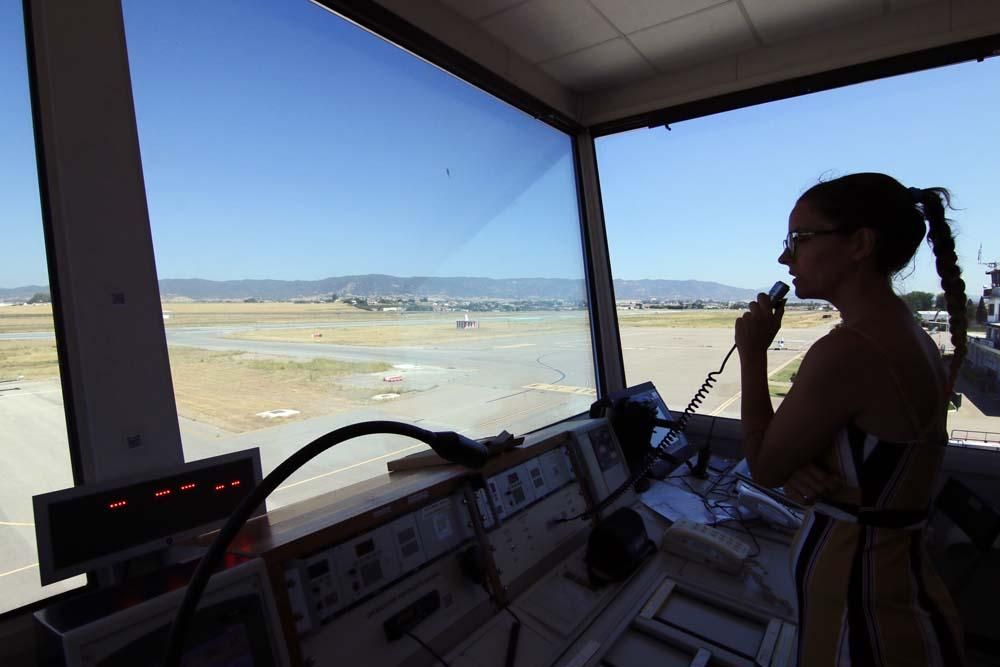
[{"xmin": 900, "ymin": 290, "xmax": 987, "ymax": 325}]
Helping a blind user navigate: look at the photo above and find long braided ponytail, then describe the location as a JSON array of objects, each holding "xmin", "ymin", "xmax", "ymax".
[
  {"xmin": 916, "ymin": 187, "xmax": 967, "ymax": 393},
  {"xmin": 800, "ymin": 173, "xmax": 968, "ymax": 394}
]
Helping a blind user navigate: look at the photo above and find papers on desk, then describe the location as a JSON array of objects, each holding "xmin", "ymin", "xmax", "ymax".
[{"xmin": 639, "ymin": 476, "xmax": 740, "ymax": 526}]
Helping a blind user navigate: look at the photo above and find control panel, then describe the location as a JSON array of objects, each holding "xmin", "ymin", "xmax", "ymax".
[{"xmin": 283, "ymin": 493, "xmax": 473, "ymax": 635}]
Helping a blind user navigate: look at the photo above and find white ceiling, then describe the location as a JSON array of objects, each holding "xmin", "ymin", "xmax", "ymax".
[
  {"xmin": 435, "ymin": 0, "xmax": 895, "ymax": 92},
  {"xmin": 375, "ymin": 0, "xmax": 1000, "ymax": 126}
]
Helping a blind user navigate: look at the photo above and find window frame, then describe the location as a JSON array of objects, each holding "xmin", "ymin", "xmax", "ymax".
[{"xmin": 9, "ymin": 0, "xmax": 999, "ymax": 621}]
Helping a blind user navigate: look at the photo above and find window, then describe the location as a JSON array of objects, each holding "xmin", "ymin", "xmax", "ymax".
[
  {"xmin": 597, "ymin": 58, "xmax": 1000, "ymax": 444},
  {"xmin": 121, "ymin": 0, "xmax": 594, "ymax": 508},
  {"xmin": 0, "ymin": 2, "xmax": 85, "ymax": 614}
]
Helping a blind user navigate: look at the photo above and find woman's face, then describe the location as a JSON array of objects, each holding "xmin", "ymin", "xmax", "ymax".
[{"xmin": 779, "ymin": 200, "xmax": 856, "ymax": 300}]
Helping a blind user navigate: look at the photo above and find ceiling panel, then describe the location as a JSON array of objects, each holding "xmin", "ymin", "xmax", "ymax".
[
  {"xmin": 481, "ymin": 0, "xmax": 619, "ymax": 63},
  {"xmin": 588, "ymin": 0, "xmax": 727, "ymax": 35},
  {"xmin": 541, "ymin": 37, "xmax": 657, "ymax": 92},
  {"xmin": 741, "ymin": 0, "xmax": 884, "ymax": 44},
  {"xmin": 889, "ymin": 0, "xmax": 941, "ymax": 9},
  {"xmin": 438, "ymin": 0, "xmax": 527, "ymax": 22},
  {"xmin": 628, "ymin": 2, "xmax": 756, "ymax": 72}
]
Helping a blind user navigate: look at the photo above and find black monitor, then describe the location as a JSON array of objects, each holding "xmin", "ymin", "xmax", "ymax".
[
  {"xmin": 33, "ymin": 449, "xmax": 263, "ymax": 585},
  {"xmin": 604, "ymin": 381, "xmax": 696, "ymax": 466}
]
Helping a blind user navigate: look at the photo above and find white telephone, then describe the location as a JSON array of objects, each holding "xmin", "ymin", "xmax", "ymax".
[
  {"xmin": 736, "ymin": 481, "xmax": 803, "ymax": 530},
  {"xmin": 660, "ymin": 520, "xmax": 751, "ymax": 575}
]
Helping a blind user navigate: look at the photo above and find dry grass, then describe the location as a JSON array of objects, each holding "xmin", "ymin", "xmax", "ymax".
[
  {"xmin": 228, "ymin": 315, "xmax": 588, "ymax": 346},
  {"xmin": 0, "ymin": 304, "xmax": 55, "ymax": 334},
  {"xmin": 0, "ymin": 340, "xmax": 60, "ymax": 380},
  {"xmin": 770, "ymin": 358, "xmax": 802, "ymax": 383},
  {"xmin": 769, "ymin": 383, "xmax": 791, "ymax": 398},
  {"xmin": 160, "ymin": 301, "xmax": 370, "ymax": 327},
  {"xmin": 166, "ymin": 347, "xmax": 392, "ymax": 433},
  {"xmin": 1, "ymin": 302, "xmax": 838, "ymax": 334},
  {"xmin": 618, "ymin": 309, "xmax": 838, "ymax": 329}
]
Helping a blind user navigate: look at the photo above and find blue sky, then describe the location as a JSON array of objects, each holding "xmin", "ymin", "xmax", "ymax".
[{"xmin": 3, "ymin": 0, "xmax": 998, "ymax": 295}]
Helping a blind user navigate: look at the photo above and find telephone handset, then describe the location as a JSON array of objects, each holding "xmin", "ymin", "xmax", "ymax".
[
  {"xmin": 660, "ymin": 520, "xmax": 751, "ymax": 575},
  {"xmin": 563, "ymin": 281, "xmax": 789, "ymax": 523}
]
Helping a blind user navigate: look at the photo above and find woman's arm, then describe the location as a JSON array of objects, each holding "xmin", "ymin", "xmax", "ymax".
[
  {"xmin": 739, "ymin": 344, "xmax": 774, "ymax": 478},
  {"xmin": 736, "ymin": 296, "xmax": 865, "ymax": 488}
]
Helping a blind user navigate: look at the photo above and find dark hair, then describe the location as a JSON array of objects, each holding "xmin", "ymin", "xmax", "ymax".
[{"xmin": 799, "ymin": 173, "xmax": 967, "ymax": 391}]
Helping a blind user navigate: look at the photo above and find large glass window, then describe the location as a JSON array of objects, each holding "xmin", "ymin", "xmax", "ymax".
[
  {"xmin": 0, "ymin": 3, "xmax": 85, "ymax": 614},
  {"xmin": 121, "ymin": 0, "xmax": 594, "ymax": 507},
  {"xmin": 597, "ymin": 59, "xmax": 1000, "ymax": 444}
]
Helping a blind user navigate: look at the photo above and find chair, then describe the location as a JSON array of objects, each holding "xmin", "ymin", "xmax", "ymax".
[{"xmin": 932, "ymin": 478, "xmax": 1000, "ymax": 658}]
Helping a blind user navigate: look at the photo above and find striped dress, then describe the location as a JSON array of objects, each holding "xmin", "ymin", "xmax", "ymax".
[{"xmin": 790, "ymin": 422, "xmax": 965, "ymax": 666}]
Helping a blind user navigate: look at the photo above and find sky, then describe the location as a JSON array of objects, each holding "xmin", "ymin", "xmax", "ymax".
[{"xmin": 2, "ymin": 0, "xmax": 999, "ymax": 295}]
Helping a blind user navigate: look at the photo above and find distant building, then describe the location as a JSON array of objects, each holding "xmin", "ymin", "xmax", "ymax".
[
  {"xmin": 916, "ymin": 310, "xmax": 948, "ymax": 324},
  {"xmin": 967, "ymin": 267, "xmax": 1000, "ymax": 381},
  {"xmin": 456, "ymin": 313, "xmax": 478, "ymax": 329},
  {"xmin": 982, "ymin": 267, "xmax": 1000, "ymax": 326}
]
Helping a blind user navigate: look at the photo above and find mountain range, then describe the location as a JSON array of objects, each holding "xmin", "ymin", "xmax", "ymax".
[{"xmin": 0, "ymin": 276, "xmax": 761, "ymax": 303}]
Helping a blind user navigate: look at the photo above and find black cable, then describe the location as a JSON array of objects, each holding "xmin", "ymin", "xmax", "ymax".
[
  {"xmin": 504, "ymin": 619, "xmax": 520, "ymax": 667},
  {"xmin": 480, "ymin": 581, "xmax": 521, "ymax": 626},
  {"xmin": 710, "ymin": 499, "xmax": 762, "ymax": 559},
  {"xmin": 407, "ymin": 630, "xmax": 450, "ymax": 666},
  {"xmin": 478, "ymin": 581, "xmax": 521, "ymax": 667},
  {"xmin": 162, "ymin": 420, "xmax": 487, "ymax": 667}
]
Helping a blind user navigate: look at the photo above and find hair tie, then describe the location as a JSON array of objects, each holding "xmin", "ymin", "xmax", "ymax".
[{"xmin": 908, "ymin": 186, "xmax": 923, "ymax": 203}]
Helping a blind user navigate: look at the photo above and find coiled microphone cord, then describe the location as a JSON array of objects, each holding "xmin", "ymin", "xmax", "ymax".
[{"xmin": 554, "ymin": 343, "xmax": 739, "ymax": 524}]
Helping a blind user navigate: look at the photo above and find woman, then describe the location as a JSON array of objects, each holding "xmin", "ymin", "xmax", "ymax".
[{"xmin": 735, "ymin": 173, "xmax": 967, "ymax": 665}]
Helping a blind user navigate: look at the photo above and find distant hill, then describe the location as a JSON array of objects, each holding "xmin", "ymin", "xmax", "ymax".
[
  {"xmin": 613, "ymin": 279, "xmax": 758, "ymax": 302},
  {"xmin": 0, "ymin": 285, "xmax": 48, "ymax": 303},
  {"xmin": 1, "ymin": 275, "xmax": 762, "ymax": 303}
]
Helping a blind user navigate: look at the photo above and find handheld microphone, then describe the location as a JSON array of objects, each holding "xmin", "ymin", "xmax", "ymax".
[{"xmin": 768, "ymin": 281, "xmax": 789, "ymax": 308}]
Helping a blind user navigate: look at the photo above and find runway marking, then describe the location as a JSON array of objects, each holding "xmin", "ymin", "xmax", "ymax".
[
  {"xmin": 711, "ymin": 392, "xmax": 743, "ymax": 416},
  {"xmin": 523, "ymin": 383, "xmax": 596, "ymax": 397},
  {"xmin": 0, "ymin": 389, "xmax": 61, "ymax": 397},
  {"xmin": 477, "ymin": 401, "xmax": 558, "ymax": 429},
  {"xmin": 487, "ymin": 389, "xmax": 532, "ymax": 403},
  {"xmin": 0, "ymin": 563, "xmax": 38, "ymax": 578},
  {"xmin": 494, "ymin": 343, "xmax": 536, "ymax": 349},
  {"xmin": 274, "ymin": 443, "xmax": 426, "ymax": 493},
  {"xmin": 0, "ymin": 521, "xmax": 34, "ymax": 527},
  {"xmin": 710, "ymin": 349, "xmax": 809, "ymax": 416}
]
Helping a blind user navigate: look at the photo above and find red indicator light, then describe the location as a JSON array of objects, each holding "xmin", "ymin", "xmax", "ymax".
[
  {"xmin": 108, "ymin": 500, "xmax": 127, "ymax": 510},
  {"xmin": 214, "ymin": 484, "xmax": 226, "ymax": 491},
  {"xmin": 154, "ymin": 489, "xmax": 172, "ymax": 498},
  {"xmin": 230, "ymin": 480, "xmax": 240, "ymax": 487},
  {"xmin": 180, "ymin": 483, "xmax": 196, "ymax": 491}
]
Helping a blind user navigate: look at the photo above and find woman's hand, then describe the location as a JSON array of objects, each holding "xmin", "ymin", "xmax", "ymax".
[
  {"xmin": 782, "ymin": 463, "xmax": 841, "ymax": 505},
  {"xmin": 735, "ymin": 292, "xmax": 784, "ymax": 359}
]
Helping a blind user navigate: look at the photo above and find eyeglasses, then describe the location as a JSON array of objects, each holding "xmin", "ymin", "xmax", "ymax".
[{"xmin": 783, "ymin": 229, "xmax": 847, "ymax": 257}]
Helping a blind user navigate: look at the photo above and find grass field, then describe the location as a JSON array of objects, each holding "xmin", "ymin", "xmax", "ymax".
[
  {"xmin": 167, "ymin": 348, "xmax": 392, "ymax": 432},
  {"xmin": 229, "ymin": 313, "xmax": 590, "ymax": 346},
  {"xmin": 0, "ymin": 304, "xmax": 55, "ymax": 334},
  {"xmin": 617, "ymin": 309, "xmax": 837, "ymax": 329},
  {"xmin": 0, "ymin": 340, "xmax": 393, "ymax": 432},
  {"xmin": 0, "ymin": 302, "xmax": 839, "ymax": 334},
  {"xmin": 770, "ymin": 358, "xmax": 802, "ymax": 383},
  {"xmin": 0, "ymin": 340, "xmax": 60, "ymax": 380}
]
